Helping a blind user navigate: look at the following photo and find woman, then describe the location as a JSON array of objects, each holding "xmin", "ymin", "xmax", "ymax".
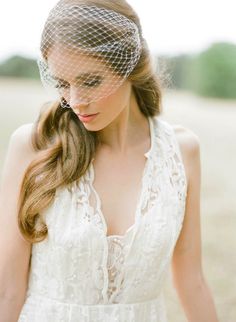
[{"xmin": 0, "ymin": 0, "xmax": 219, "ymax": 321}]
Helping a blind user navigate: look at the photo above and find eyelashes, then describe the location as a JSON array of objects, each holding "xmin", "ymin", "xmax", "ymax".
[
  {"xmin": 55, "ymin": 76, "xmax": 103, "ymax": 89},
  {"xmin": 83, "ymin": 77, "xmax": 102, "ymax": 87},
  {"xmin": 55, "ymin": 82, "xmax": 70, "ymax": 89}
]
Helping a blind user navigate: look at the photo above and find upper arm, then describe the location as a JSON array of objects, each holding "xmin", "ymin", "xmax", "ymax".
[
  {"xmin": 171, "ymin": 125, "xmax": 203, "ymax": 287},
  {"xmin": 0, "ymin": 123, "xmax": 37, "ymax": 297}
]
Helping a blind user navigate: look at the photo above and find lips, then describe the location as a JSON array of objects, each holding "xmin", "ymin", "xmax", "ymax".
[
  {"xmin": 79, "ymin": 114, "xmax": 97, "ymax": 116},
  {"xmin": 77, "ymin": 113, "xmax": 99, "ymax": 123},
  {"xmin": 76, "ymin": 113, "xmax": 98, "ymax": 117}
]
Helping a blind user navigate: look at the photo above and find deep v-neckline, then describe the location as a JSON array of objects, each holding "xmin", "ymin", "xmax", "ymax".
[{"xmin": 88, "ymin": 116, "xmax": 155, "ymax": 239}]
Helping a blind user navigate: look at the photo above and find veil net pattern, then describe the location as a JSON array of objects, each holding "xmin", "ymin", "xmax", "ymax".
[{"xmin": 37, "ymin": 3, "xmax": 142, "ymax": 108}]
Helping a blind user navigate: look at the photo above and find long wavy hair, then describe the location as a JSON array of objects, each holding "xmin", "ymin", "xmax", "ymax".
[{"xmin": 18, "ymin": 0, "xmax": 163, "ymax": 243}]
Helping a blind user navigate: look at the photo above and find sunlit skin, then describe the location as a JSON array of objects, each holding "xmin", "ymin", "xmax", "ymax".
[{"xmin": 47, "ymin": 46, "xmax": 150, "ymax": 153}]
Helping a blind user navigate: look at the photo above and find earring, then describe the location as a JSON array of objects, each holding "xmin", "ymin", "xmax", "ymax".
[{"xmin": 60, "ymin": 97, "xmax": 71, "ymax": 109}]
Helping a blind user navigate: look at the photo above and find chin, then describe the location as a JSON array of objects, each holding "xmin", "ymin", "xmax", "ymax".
[{"xmin": 82, "ymin": 122, "xmax": 105, "ymax": 132}]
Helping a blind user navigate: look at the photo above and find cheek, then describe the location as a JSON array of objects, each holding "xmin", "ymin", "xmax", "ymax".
[
  {"xmin": 91, "ymin": 81, "xmax": 131, "ymax": 117},
  {"xmin": 106, "ymin": 84, "xmax": 131, "ymax": 109},
  {"xmin": 104, "ymin": 95, "xmax": 128, "ymax": 115}
]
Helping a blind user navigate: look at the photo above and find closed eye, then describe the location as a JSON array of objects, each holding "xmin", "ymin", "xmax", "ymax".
[
  {"xmin": 53, "ymin": 74, "xmax": 103, "ymax": 89},
  {"xmin": 55, "ymin": 81, "xmax": 70, "ymax": 89},
  {"xmin": 82, "ymin": 77, "xmax": 102, "ymax": 88}
]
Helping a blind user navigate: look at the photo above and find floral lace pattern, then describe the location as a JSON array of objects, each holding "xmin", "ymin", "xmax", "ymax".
[{"xmin": 18, "ymin": 117, "xmax": 187, "ymax": 322}]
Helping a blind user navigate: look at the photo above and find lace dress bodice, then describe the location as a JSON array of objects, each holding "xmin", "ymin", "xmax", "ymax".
[{"xmin": 18, "ymin": 117, "xmax": 187, "ymax": 322}]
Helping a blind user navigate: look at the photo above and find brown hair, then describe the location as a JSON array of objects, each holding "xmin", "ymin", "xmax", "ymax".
[{"xmin": 18, "ymin": 0, "xmax": 163, "ymax": 243}]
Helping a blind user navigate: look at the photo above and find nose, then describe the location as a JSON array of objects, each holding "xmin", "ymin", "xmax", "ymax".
[
  {"xmin": 71, "ymin": 101, "xmax": 89, "ymax": 113},
  {"xmin": 69, "ymin": 86, "xmax": 90, "ymax": 109}
]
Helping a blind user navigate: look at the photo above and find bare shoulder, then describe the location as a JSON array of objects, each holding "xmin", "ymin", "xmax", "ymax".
[
  {"xmin": 1, "ymin": 123, "xmax": 38, "ymax": 181},
  {"xmin": 172, "ymin": 124, "xmax": 201, "ymax": 184},
  {"xmin": 172, "ymin": 124, "xmax": 200, "ymax": 155},
  {"xmin": 11, "ymin": 123, "xmax": 35, "ymax": 147},
  {"xmin": 9, "ymin": 123, "xmax": 37, "ymax": 158}
]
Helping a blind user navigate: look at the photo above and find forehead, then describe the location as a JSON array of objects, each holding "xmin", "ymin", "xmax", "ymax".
[{"xmin": 47, "ymin": 45, "xmax": 110, "ymax": 80}]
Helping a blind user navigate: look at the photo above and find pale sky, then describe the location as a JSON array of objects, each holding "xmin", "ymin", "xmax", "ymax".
[{"xmin": 0, "ymin": 0, "xmax": 235, "ymax": 61}]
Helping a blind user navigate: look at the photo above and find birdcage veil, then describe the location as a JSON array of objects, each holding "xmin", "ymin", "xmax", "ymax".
[{"xmin": 37, "ymin": 1, "xmax": 142, "ymax": 108}]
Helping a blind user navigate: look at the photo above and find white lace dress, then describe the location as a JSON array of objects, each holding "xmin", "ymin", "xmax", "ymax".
[{"xmin": 18, "ymin": 116, "xmax": 187, "ymax": 322}]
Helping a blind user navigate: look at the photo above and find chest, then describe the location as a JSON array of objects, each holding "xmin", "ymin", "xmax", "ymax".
[{"xmin": 89, "ymin": 153, "xmax": 148, "ymax": 237}]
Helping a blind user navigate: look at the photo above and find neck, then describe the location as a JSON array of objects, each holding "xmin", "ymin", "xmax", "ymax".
[{"xmin": 97, "ymin": 90, "xmax": 149, "ymax": 156}]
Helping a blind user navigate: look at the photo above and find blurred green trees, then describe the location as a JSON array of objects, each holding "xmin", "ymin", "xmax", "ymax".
[
  {"xmin": 0, "ymin": 42, "xmax": 236, "ymax": 99},
  {"xmin": 161, "ymin": 42, "xmax": 236, "ymax": 99},
  {"xmin": 0, "ymin": 55, "xmax": 39, "ymax": 79}
]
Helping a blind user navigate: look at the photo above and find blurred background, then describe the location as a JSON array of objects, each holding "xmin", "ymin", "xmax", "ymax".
[{"xmin": 0, "ymin": 1, "xmax": 235, "ymax": 321}]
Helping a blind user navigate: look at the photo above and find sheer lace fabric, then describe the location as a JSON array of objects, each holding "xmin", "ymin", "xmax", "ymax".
[{"xmin": 18, "ymin": 117, "xmax": 187, "ymax": 322}]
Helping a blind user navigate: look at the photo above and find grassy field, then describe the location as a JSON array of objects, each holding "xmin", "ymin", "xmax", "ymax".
[{"xmin": 0, "ymin": 78, "xmax": 235, "ymax": 321}]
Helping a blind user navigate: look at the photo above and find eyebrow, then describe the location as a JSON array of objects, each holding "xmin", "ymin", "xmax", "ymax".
[{"xmin": 53, "ymin": 72, "xmax": 102, "ymax": 82}]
